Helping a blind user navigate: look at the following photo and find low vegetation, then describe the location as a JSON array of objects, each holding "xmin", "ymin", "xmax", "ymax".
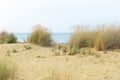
[
  {"xmin": 69, "ymin": 25, "xmax": 97, "ymax": 48},
  {"xmin": 24, "ymin": 45, "xmax": 32, "ymax": 50},
  {"xmin": 95, "ymin": 25, "xmax": 120, "ymax": 50},
  {"xmin": 0, "ymin": 60, "xmax": 16, "ymax": 80},
  {"xmin": 70, "ymin": 24, "xmax": 120, "ymax": 51},
  {"xmin": 43, "ymin": 68, "xmax": 73, "ymax": 80},
  {"xmin": 28, "ymin": 25, "xmax": 52, "ymax": 47},
  {"xmin": 0, "ymin": 31, "xmax": 17, "ymax": 44},
  {"xmin": 52, "ymin": 43, "xmax": 98, "ymax": 57},
  {"xmin": 12, "ymin": 49, "xmax": 17, "ymax": 53}
]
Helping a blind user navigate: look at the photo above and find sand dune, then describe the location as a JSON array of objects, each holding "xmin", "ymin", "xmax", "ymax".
[{"xmin": 0, "ymin": 43, "xmax": 120, "ymax": 80}]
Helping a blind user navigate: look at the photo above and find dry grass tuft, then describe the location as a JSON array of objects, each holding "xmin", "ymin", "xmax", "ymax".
[
  {"xmin": 28, "ymin": 24, "xmax": 52, "ymax": 47},
  {"xmin": 70, "ymin": 25, "xmax": 97, "ymax": 48},
  {"xmin": 95, "ymin": 24, "xmax": 120, "ymax": 50},
  {"xmin": 70, "ymin": 24, "xmax": 120, "ymax": 51},
  {"xmin": 0, "ymin": 59, "xmax": 17, "ymax": 80},
  {"xmin": 43, "ymin": 68, "xmax": 73, "ymax": 80}
]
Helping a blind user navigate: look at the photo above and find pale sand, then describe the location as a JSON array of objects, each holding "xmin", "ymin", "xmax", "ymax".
[{"xmin": 0, "ymin": 43, "xmax": 120, "ymax": 80}]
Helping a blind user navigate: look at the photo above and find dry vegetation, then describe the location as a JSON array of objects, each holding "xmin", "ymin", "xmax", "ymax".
[
  {"xmin": 27, "ymin": 24, "xmax": 52, "ymax": 47},
  {"xmin": 0, "ymin": 59, "xmax": 16, "ymax": 80},
  {"xmin": 70, "ymin": 24, "xmax": 120, "ymax": 51},
  {"xmin": 0, "ymin": 24, "xmax": 120, "ymax": 80}
]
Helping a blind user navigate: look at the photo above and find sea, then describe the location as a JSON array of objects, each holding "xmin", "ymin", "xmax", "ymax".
[{"xmin": 14, "ymin": 33, "xmax": 72, "ymax": 43}]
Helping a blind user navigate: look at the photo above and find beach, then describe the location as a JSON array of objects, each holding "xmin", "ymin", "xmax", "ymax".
[{"xmin": 0, "ymin": 43, "xmax": 120, "ymax": 80}]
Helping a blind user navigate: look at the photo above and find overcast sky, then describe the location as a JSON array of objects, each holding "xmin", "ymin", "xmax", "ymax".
[{"xmin": 0, "ymin": 0, "xmax": 120, "ymax": 33}]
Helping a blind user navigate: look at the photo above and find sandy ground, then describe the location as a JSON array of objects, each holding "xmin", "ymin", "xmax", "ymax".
[{"xmin": 0, "ymin": 43, "xmax": 120, "ymax": 80}]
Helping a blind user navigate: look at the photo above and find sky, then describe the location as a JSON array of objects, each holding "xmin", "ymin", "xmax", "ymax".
[{"xmin": 0, "ymin": 0, "xmax": 120, "ymax": 33}]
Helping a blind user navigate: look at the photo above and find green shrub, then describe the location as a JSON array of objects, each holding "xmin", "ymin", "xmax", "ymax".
[
  {"xmin": 5, "ymin": 34, "xmax": 17, "ymax": 43},
  {"xmin": 0, "ymin": 31, "xmax": 17, "ymax": 44},
  {"xmin": 24, "ymin": 45, "xmax": 32, "ymax": 50},
  {"xmin": 28, "ymin": 25, "xmax": 52, "ymax": 47},
  {"xmin": 0, "ymin": 60, "xmax": 16, "ymax": 80},
  {"xmin": 69, "ymin": 47, "xmax": 78, "ymax": 55}
]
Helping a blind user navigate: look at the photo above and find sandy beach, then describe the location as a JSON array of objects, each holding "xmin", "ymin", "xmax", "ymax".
[{"xmin": 0, "ymin": 43, "xmax": 120, "ymax": 80}]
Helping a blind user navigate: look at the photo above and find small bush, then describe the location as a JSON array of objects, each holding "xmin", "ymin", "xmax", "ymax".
[
  {"xmin": 28, "ymin": 25, "xmax": 52, "ymax": 47},
  {"xmin": 12, "ymin": 49, "xmax": 17, "ymax": 53},
  {"xmin": 5, "ymin": 34, "xmax": 17, "ymax": 43},
  {"xmin": 0, "ymin": 60, "xmax": 16, "ymax": 80},
  {"xmin": 95, "ymin": 53, "xmax": 101, "ymax": 58},
  {"xmin": 24, "ymin": 45, "xmax": 32, "ymax": 50},
  {"xmin": 69, "ymin": 47, "xmax": 78, "ymax": 55},
  {"xmin": 0, "ymin": 31, "xmax": 17, "ymax": 44}
]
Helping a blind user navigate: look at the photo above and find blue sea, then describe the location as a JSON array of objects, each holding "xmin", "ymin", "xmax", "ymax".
[{"xmin": 14, "ymin": 33, "xmax": 72, "ymax": 43}]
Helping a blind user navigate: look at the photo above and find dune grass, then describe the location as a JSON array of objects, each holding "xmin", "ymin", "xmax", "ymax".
[
  {"xmin": 0, "ymin": 60, "xmax": 17, "ymax": 80},
  {"xmin": 28, "ymin": 24, "xmax": 52, "ymax": 47},
  {"xmin": 95, "ymin": 24, "xmax": 120, "ymax": 50},
  {"xmin": 70, "ymin": 25, "xmax": 97, "ymax": 48},
  {"xmin": 70, "ymin": 24, "xmax": 120, "ymax": 51},
  {"xmin": 43, "ymin": 68, "xmax": 73, "ymax": 80}
]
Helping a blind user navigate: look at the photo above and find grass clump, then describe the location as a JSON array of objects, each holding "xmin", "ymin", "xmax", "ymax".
[
  {"xmin": 95, "ymin": 53, "xmax": 101, "ymax": 58},
  {"xmin": 69, "ymin": 25, "xmax": 97, "ymax": 48},
  {"xmin": 70, "ymin": 24, "xmax": 120, "ymax": 51},
  {"xmin": 36, "ymin": 55, "xmax": 46, "ymax": 58},
  {"xmin": 28, "ymin": 25, "xmax": 52, "ymax": 47},
  {"xmin": 43, "ymin": 68, "xmax": 73, "ymax": 80},
  {"xmin": 95, "ymin": 25, "xmax": 120, "ymax": 51},
  {"xmin": 69, "ymin": 47, "xmax": 79, "ymax": 55},
  {"xmin": 24, "ymin": 45, "xmax": 32, "ymax": 50},
  {"xmin": 0, "ymin": 60, "xmax": 16, "ymax": 80},
  {"xmin": 54, "ymin": 51, "xmax": 60, "ymax": 56},
  {"xmin": 61, "ymin": 45, "xmax": 68, "ymax": 53},
  {"xmin": 12, "ymin": 49, "xmax": 17, "ymax": 53},
  {"xmin": 0, "ymin": 31, "xmax": 17, "ymax": 44},
  {"xmin": 6, "ymin": 53, "xmax": 11, "ymax": 56}
]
